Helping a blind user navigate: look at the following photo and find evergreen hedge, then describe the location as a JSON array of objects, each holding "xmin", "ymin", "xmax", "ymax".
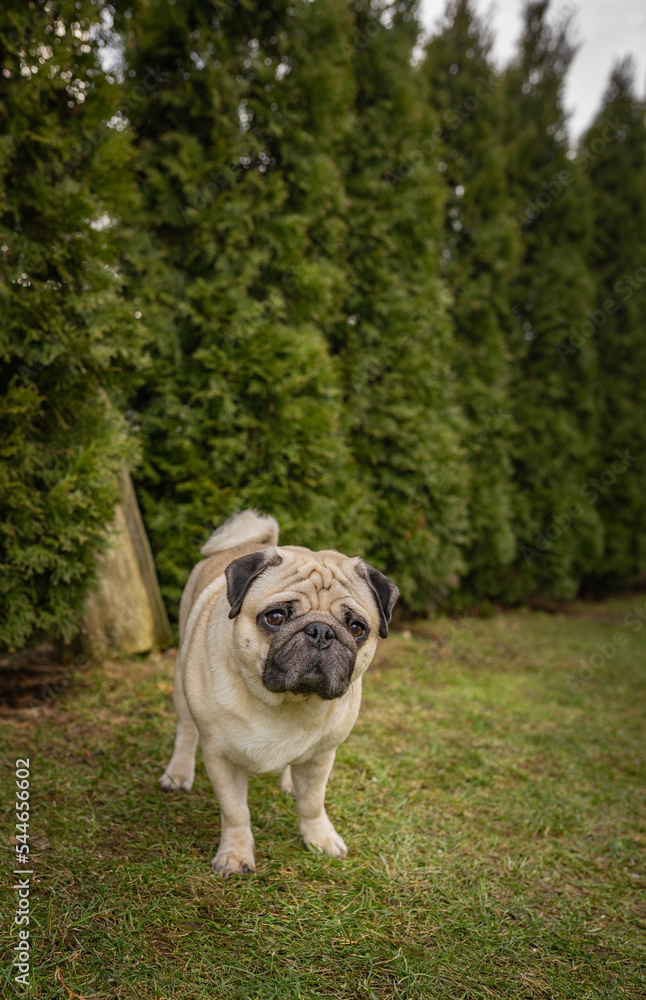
[
  {"xmin": 580, "ymin": 60, "xmax": 646, "ymax": 591},
  {"xmin": 117, "ymin": 0, "xmax": 373, "ymax": 615},
  {"xmin": 499, "ymin": 1, "xmax": 603, "ymax": 601},
  {"xmin": 1, "ymin": 0, "xmax": 644, "ymax": 652},
  {"xmin": 0, "ymin": 0, "xmax": 143, "ymax": 651},
  {"xmin": 423, "ymin": 0, "xmax": 519, "ymax": 603}
]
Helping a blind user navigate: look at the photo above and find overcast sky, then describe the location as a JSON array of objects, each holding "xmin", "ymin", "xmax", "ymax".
[{"xmin": 418, "ymin": 0, "xmax": 646, "ymax": 138}]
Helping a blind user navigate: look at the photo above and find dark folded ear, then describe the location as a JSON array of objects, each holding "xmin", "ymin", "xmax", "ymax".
[
  {"xmin": 356, "ymin": 561, "xmax": 400, "ymax": 638},
  {"xmin": 225, "ymin": 548, "xmax": 282, "ymax": 619}
]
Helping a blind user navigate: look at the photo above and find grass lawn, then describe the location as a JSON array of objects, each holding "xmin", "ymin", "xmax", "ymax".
[{"xmin": 2, "ymin": 595, "xmax": 645, "ymax": 999}]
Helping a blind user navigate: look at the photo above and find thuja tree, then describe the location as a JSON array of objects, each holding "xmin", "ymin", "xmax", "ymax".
[
  {"xmin": 0, "ymin": 1, "xmax": 142, "ymax": 651},
  {"xmin": 423, "ymin": 0, "xmax": 518, "ymax": 602},
  {"xmin": 120, "ymin": 0, "xmax": 372, "ymax": 614},
  {"xmin": 579, "ymin": 60, "xmax": 646, "ymax": 590},
  {"xmin": 499, "ymin": 1, "xmax": 602, "ymax": 602},
  {"xmin": 334, "ymin": 0, "xmax": 468, "ymax": 610}
]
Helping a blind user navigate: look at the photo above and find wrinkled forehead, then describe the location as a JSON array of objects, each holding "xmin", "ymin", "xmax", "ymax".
[{"xmin": 257, "ymin": 548, "xmax": 373, "ymax": 616}]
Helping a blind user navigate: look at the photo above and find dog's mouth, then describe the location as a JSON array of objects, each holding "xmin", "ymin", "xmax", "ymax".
[{"xmin": 262, "ymin": 624, "xmax": 356, "ymax": 700}]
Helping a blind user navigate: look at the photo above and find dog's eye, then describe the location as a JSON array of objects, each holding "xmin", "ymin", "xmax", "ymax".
[
  {"xmin": 348, "ymin": 621, "xmax": 364, "ymax": 638},
  {"xmin": 265, "ymin": 610, "xmax": 285, "ymax": 627}
]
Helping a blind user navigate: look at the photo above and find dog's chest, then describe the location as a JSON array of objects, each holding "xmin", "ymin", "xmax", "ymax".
[{"xmin": 224, "ymin": 708, "xmax": 343, "ymax": 774}]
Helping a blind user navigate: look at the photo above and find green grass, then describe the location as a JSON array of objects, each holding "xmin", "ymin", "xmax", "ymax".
[{"xmin": 2, "ymin": 596, "xmax": 645, "ymax": 998}]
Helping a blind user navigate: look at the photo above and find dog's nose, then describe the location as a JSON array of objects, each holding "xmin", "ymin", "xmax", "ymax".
[{"xmin": 303, "ymin": 622, "xmax": 335, "ymax": 649}]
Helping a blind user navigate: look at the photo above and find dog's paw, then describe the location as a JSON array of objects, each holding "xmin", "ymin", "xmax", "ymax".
[
  {"xmin": 211, "ymin": 849, "xmax": 256, "ymax": 878},
  {"xmin": 301, "ymin": 818, "xmax": 348, "ymax": 859},
  {"xmin": 305, "ymin": 830, "xmax": 348, "ymax": 859},
  {"xmin": 159, "ymin": 769, "xmax": 193, "ymax": 792},
  {"xmin": 280, "ymin": 765, "xmax": 295, "ymax": 797}
]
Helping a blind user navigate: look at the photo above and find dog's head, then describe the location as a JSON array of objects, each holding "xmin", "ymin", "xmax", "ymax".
[{"xmin": 225, "ymin": 546, "xmax": 399, "ymax": 701}]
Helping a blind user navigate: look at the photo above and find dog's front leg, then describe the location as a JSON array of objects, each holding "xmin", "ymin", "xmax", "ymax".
[
  {"xmin": 291, "ymin": 749, "xmax": 348, "ymax": 859},
  {"xmin": 202, "ymin": 749, "xmax": 255, "ymax": 876}
]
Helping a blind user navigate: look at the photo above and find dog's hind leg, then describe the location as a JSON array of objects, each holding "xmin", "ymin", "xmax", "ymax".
[
  {"xmin": 159, "ymin": 653, "xmax": 199, "ymax": 792},
  {"xmin": 280, "ymin": 765, "xmax": 295, "ymax": 796}
]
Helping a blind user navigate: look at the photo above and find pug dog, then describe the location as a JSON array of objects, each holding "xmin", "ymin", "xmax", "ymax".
[{"xmin": 160, "ymin": 510, "xmax": 399, "ymax": 876}]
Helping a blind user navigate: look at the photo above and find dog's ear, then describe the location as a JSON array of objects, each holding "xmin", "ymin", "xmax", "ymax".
[
  {"xmin": 225, "ymin": 549, "xmax": 282, "ymax": 619},
  {"xmin": 356, "ymin": 561, "xmax": 399, "ymax": 638}
]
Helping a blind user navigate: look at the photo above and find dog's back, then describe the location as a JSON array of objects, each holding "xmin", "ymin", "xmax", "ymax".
[{"xmin": 178, "ymin": 511, "xmax": 280, "ymax": 640}]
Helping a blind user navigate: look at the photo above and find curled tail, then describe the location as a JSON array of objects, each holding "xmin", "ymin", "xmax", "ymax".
[{"xmin": 200, "ymin": 510, "xmax": 280, "ymax": 557}]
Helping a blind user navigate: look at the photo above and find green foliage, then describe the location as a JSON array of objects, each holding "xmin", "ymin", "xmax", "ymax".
[
  {"xmin": 333, "ymin": 0, "xmax": 468, "ymax": 610},
  {"xmin": 2, "ymin": 0, "xmax": 645, "ymax": 649},
  {"xmin": 0, "ymin": 1, "xmax": 142, "ymax": 651},
  {"xmin": 118, "ymin": 0, "xmax": 373, "ymax": 612},
  {"xmin": 498, "ymin": 1, "xmax": 603, "ymax": 601},
  {"xmin": 579, "ymin": 60, "xmax": 646, "ymax": 590},
  {"xmin": 423, "ymin": 0, "xmax": 519, "ymax": 601}
]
